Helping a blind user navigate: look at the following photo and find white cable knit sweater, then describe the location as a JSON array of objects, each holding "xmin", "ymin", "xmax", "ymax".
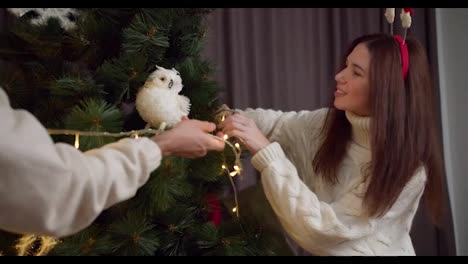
[
  {"xmin": 240, "ymin": 108, "xmax": 426, "ymax": 256},
  {"xmin": 0, "ymin": 88, "xmax": 162, "ymax": 237}
]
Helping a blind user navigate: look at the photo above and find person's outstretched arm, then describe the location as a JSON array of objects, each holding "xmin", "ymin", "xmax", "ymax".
[
  {"xmin": 0, "ymin": 88, "xmax": 162, "ymax": 237},
  {"xmin": 0, "ymin": 88, "xmax": 224, "ymax": 237}
]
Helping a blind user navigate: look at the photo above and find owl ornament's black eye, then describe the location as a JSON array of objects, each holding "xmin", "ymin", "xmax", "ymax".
[
  {"xmin": 67, "ymin": 11, "xmax": 78, "ymax": 22},
  {"xmin": 21, "ymin": 10, "xmax": 40, "ymax": 19}
]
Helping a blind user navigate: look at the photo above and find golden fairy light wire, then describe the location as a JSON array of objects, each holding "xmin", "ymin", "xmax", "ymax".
[
  {"xmin": 15, "ymin": 234, "xmax": 37, "ymax": 256},
  {"xmin": 216, "ymin": 109, "xmax": 245, "ymax": 218},
  {"xmin": 34, "ymin": 236, "xmax": 59, "ymax": 256},
  {"xmin": 14, "ymin": 234, "xmax": 59, "ymax": 256},
  {"xmin": 221, "ymin": 138, "xmax": 242, "ymax": 218},
  {"xmin": 47, "ymin": 128, "xmax": 161, "ymax": 137}
]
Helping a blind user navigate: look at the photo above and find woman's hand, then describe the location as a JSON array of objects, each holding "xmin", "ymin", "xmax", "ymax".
[
  {"xmin": 217, "ymin": 113, "xmax": 270, "ymax": 155},
  {"xmin": 153, "ymin": 117, "xmax": 225, "ymax": 158},
  {"xmin": 215, "ymin": 104, "xmax": 234, "ymax": 123}
]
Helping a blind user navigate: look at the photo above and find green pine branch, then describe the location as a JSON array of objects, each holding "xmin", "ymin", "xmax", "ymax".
[
  {"xmin": 105, "ymin": 211, "xmax": 160, "ymax": 256},
  {"xmin": 156, "ymin": 206, "xmax": 199, "ymax": 256},
  {"xmin": 64, "ymin": 9, "xmax": 133, "ymax": 68},
  {"xmin": 194, "ymin": 222, "xmax": 221, "ymax": 256},
  {"xmin": 188, "ymin": 151, "xmax": 225, "ymax": 182},
  {"xmin": 0, "ymin": 231, "xmax": 22, "ymax": 256},
  {"xmin": 138, "ymin": 8, "xmax": 178, "ymax": 28},
  {"xmin": 49, "ymin": 76, "xmax": 104, "ymax": 98},
  {"xmin": 8, "ymin": 18, "xmax": 63, "ymax": 60},
  {"xmin": 64, "ymin": 98, "xmax": 123, "ymax": 150},
  {"xmin": 122, "ymin": 14, "xmax": 169, "ymax": 56},
  {"xmin": 135, "ymin": 157, "xmax": 192, "ymax": 214},
  {"xmin": 0, "ymin": 62, "xmax": 33, "ymax": 109},
  {"xmin": 88, "ymin": 8, "xmax": 136, "ymax": 26},
  {"xmin": 95, "ymin": 53, "xmax": 149, "ymax": 103},
  {"xmin": 50, "ymin": 225, "xmax": 109, "ymax": 256}
]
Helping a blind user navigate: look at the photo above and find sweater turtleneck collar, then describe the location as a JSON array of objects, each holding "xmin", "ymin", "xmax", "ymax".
[{"xmin": 345, "ymin": 111, "xmax": 371, "ymax": 149}]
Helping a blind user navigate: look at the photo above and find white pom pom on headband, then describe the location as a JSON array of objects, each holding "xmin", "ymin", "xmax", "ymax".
[{"xmin": 385, "ymin": 8, "xmax": 413, "ymax": 80}]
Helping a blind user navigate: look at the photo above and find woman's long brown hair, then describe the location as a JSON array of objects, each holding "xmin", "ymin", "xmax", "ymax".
[{"xmin": 312, "ymin": 33, "xmax": 443, "ymax": 224}]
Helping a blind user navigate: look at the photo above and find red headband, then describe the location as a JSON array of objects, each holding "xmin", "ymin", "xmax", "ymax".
[{"xmin": 393, "ymin": 35, "xmax": 409, "ymax": 80}]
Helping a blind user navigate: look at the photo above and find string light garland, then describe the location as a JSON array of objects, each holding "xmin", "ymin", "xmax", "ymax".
[
  {"xmin": 221, "ymin": 135, "xmax": 242, "ymax": 218},
  {"xmin": 47, "ymin": 128, "xmax": 162, "ymax": 140},
  {"xmin": 14, "ymin": 234, "xmax": 59, "ymax": 256},
  {"xmin": 15, "ymin": 234, "xmax": 36, "ymax": 256},
  {"xmin": 216, "ymin": 109, "xmax": 247, "ymax": 218}
]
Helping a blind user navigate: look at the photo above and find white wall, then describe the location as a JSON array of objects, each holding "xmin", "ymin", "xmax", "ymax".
[{"xmin": 436, "ymin": 8, "xmax": 468, "ymax": 256}]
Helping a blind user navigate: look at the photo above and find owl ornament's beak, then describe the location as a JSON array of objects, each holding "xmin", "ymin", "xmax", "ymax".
[
  {"xmin": 168, "ymin": 79, "xmax": 173, "ymax": 89},
  {"xmin": 143, "ymin": 79, "xmax": 154, "ymax": 88}
]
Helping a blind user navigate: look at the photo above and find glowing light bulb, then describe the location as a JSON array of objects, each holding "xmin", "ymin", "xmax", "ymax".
[
  {"xmin": 232, "ymin": 207, "xmax": 237, "ymax": 213},
  {"xmin": 74, "ymin": 134, "xmax": 79, "ymax": 149},
  {"xmin": 223, "ymin": 134, "xmax": 228, "ymax": 140}
]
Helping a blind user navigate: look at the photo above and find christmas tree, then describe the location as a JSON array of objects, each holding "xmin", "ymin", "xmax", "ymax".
[{"xmin": 0, "ymin": 8, "xmax": 293, "ymax": 256}]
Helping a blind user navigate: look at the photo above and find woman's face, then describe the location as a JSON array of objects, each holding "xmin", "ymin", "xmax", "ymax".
[{"xmin": 334, "ymin": 43, "xmax": 371, "ymax": 116}]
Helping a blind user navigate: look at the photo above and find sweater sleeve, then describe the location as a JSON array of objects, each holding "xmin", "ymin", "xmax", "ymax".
[
  {"xmin": 237, "ymin": 107, "xmax": 328, "ymax": 142},
  {"xmin": 251, "ymin": 142, "xmax": 427, "ymax": 254},
  {"xmin": 0, "ymin": 88, "xmax": 162, "ymax": 237}
]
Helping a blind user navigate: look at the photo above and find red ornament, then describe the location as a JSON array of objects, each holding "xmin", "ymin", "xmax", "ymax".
[
  {"xmin": 403, "ymin": 8, "xmax": 414, "ymax": 16},
  {"xmin": 207, "ymin": 193, "xmax": 222, "ymax": 227}
]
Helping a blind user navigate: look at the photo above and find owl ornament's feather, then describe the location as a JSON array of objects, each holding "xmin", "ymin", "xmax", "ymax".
[{"xmin": 135, "ymin": 66, "xmax": 191, "ymax": 130}]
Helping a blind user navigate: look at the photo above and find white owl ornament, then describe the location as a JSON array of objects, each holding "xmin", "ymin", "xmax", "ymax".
[{"xmin": 135, "ymin": 65, "xmax": 191, "ymax": 130}]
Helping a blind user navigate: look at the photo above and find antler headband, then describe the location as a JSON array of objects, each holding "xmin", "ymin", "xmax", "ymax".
[{"xmin": 385, "ymin": 8, "xmax": 413, "ymax": 80}]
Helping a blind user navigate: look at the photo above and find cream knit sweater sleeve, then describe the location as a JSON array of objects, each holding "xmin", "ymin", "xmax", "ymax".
[
  {"xmin": 0, "ymin": 88, "xmax": 161, "ymax": 237},
  {"xmin": 239, "ymin": 107, "xmax": 427, "ymax": 255}
]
